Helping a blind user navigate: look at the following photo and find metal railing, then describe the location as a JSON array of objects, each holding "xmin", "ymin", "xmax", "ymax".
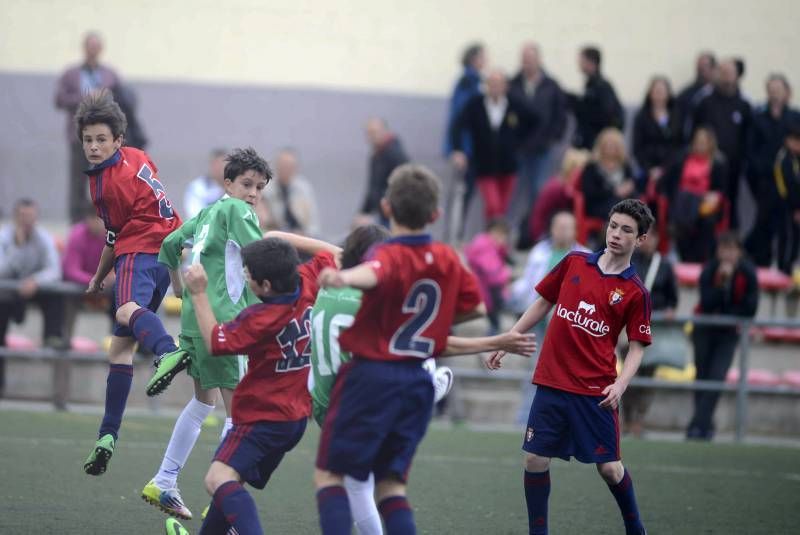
[{"xmin": 451, "ymin": 312, "xmax": 800, "ymax": 442}]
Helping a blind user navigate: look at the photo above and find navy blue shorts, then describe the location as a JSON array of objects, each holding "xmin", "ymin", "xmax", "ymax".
[
  {"xmin": 522, "ymin": 385, "xmax": 620, "ymax": 463},
  {"xmin": 316, "ymin": 358, "xmax": 434, "ymax": 483},
  {"xmin": 112, "ymin": 253, "xmax": 171, "ymax": 337},
  {"xmin": 213, "ymin": 419, "xmax": 307, "ymax": 490}
]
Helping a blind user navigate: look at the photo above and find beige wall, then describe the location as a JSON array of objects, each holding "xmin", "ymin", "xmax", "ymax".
[{"xmin": 2, "ymin": 0, "xmax": 798, "ymax": 102}]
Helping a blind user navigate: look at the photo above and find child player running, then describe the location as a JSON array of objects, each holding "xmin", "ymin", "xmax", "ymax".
[
  {"xmin": 141, "ymin": 148, "xmax": 270, "ymax": 520},
  {"xmin": 488, "ymin": 198, "xmax": 654, "ymax": 535},
  {"xmin": 301, "ymin": 223, "xmax": 535, "ymax": 535},
  {"xmin": 75, "ymin": 90, "xmax": 186, "ymax": 476},
  {"xmin": 314, "ymin": 164, "xmax": 530, "ymax": 534}
]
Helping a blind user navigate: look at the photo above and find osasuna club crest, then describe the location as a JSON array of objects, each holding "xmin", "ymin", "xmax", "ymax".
[
  {"xmin": 526, "ymin": 427, "xmax": 535, "ymax": 442},
  {"xmin": 608, "ymin": 288, "xmax": 625, "ymax": 306}
]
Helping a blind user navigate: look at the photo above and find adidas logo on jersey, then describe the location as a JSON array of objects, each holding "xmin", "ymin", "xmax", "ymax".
[{"xmin": 556, "ymin": 303, "xmax": 610, "ymax": 338}]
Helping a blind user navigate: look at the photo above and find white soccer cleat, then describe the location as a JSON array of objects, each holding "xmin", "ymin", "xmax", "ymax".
[{"xmin": 432, "ymin": 366, "xmax": 454, "ymax": 403}]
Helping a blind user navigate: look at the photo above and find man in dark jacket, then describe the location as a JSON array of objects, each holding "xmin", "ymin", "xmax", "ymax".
[
  {"xmin": 508, "ymin": 43, "xmax": 567, "ymax": 207},
  {"xmin": 745, "ymin": 75, "xmax": 800, "ymax": 266},
  {"xmin": 676, "ymin": 52, "xmax": 716, "ymax": 140},
  {"xmin": 693, "ymin": 59, "xmax": 752, "ymax": 229},
  {"xmin": 357, "ymin": 118, "xmax": 409, "ymax": 224},
  {"xmin": 450, "ymin": 69, "xmax": 534, "ymax": 222},
  {"xmin": 569, "ymin": 46, "xmax": 624, "ymax": 149},
  {"xmin": 687, "ymin": 232, "xmax": 758, "ymax": 440}
]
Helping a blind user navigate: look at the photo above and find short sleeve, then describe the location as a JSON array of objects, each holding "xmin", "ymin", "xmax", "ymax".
[
  {"xmin": 455, "ymin": 263, "xmax": 483, "ymax": 314},
  {"xmin": 534, "ymin": 254, "xmax": 573, "ymax": 304},
  {"xmin": 210, "ymin": 308, "xmax": 263, "ymax": 355},
  {"xmin": 302, "ymin": 251, "xmax": 337, "ymax": 280},
  {"xmin": 625, "ymin": 290, "xmax": 652, "ymax": 346}
]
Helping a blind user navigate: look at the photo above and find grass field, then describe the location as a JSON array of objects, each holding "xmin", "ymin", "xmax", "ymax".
[{"xmin": 0, "ymin": 409, "xmax": 798, "ymax": 534}]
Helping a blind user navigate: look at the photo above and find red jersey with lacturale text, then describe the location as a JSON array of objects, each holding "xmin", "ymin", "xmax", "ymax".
[
  {"xmin": 339, "ymin": 234, "xmax": 482, "ymax": 361},
  {"xmin": 85, "ymin": 147, "xmax": 181, "ymax": 257},
  {"xmin": 210, "ymin": 252, "xmax": 336, "ymax": 424},
  {"xmin": 533, "ymin": 251, "xmax": 652, "ymax": 395}
]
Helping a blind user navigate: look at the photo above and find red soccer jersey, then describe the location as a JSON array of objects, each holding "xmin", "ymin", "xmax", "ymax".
[
  {"xmin": 86, "ymin": 147, "xmax": 181, "ymax": 257},
  {"xmin": 210, "ymin": 252, "xmax": 336, "ymax": 424},
  {"xmin": 533, "ymin": 251, "xmax": 652, "ymax": 395},
  {"xmin": 339, "ymin": 235, "xmax": 482, "ymax": 362}
]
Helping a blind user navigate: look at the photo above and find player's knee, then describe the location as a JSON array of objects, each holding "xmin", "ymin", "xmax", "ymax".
[
  {"xmin": 115, "ymin": 302, "xmax": 140, "ymax": 326},
  {"xmin": 375, "ymin": 477, "xmax": 406, "ymax": 502},
  {"xmin": 314, "ymin": 468, "xmax": 344, "ymax": 490},
  {"xmin": 596, "ymin": 461, "xmax": 623, "ymax": 484},
  {"xmin": 524, "ymin": 452, "xmax": 550, "ymax": 472},
  {"xmin": 204, "ymin": 462, "xmax": 239, "ymax": 495}
]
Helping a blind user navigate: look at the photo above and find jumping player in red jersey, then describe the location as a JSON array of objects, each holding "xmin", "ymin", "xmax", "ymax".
[
  {"xmin": 74, "ymin": 90, "xmax": 187, "ymax": 476},
  {"xmin": 488, "ymin": 198, "xmax": 655, "ymax": 535},
  {"xmin": 171, "ymin": 236, "xmax": 339, "ymax": 535},
  {"xmin": 313, "ymin": 164, "xmax": 487, "ymax": 535}
]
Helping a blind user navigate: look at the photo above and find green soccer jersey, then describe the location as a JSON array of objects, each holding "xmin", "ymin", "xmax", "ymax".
[
  {"xmin": 309, "ymin": 286, "xmax": 362, "ymax": 421},
  {"xmin": 159, "ymin": 196, "xmax": 262, "ymax": 337}
]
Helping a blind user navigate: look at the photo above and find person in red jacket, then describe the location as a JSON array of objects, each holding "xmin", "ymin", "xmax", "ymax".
[{"xmin": 74, "ymin": 89, "xmax": 186, "ymax": 476}]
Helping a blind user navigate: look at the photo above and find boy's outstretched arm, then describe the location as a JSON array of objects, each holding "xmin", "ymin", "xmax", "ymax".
[
  {"xmin": 486, "ymin": 297, "xmax": 553, "ymax": 370},
  {"xmin": 318, "ymin": 263, "xmax": 378, "ymax": 290},
  {"xmin": 263, "ymin": 230, "xmax": 343, "ymax": 268},
  {"xmin": 183, "ymin": 264, "xmax": 218, "ymax": 352},
  {"xmin": 443, "ymin": 330, "xmax": 537, "ymax": 357}
]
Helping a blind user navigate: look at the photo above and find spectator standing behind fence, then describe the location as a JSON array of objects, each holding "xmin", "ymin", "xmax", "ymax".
[
  {"xmin": 687, "ymin": 232, "xmax": 758, "ymax": 441},
  {"xmin": 581, "ymin": 128, "xmax": 638, "ymax": 221},
  {"xmin": 55, "ymin": 32, "xmax": 119, "ymax": 223},
  {"xmin": 450, "ymin": 69, "xmax": 534, "ymax": 222},
  {"xmin": 355, "ymin": 118, "xmax": 409, "ymax": 226},
  {"xmin": 676, "ymin": 52, "xmax": 717, "ymax": 140},
  {"xmin": 569, "ymin": 46, "xmax": 625, "ymax": 150},
  {"xmin": 693, "ymin": 59, "xmax": 752, "ymax": 230},
  {"xmin": 261, "ymin": 149, "xmax": 320, "ymax": 236},
  {"xmin": 464, "ymin": 219, "xmax": 512, "ymax": 336},
  {"xmin": 0, "ymin": 199, "xmax": 65, "ymax": 398},
  {"xmin": 624, "ymin": 228, "xmax": 677, "ymax": 437},
  {"xmin": 509, "ymin": 43, "xmax": 567, "ymax": 207},
  {"xmin": 633, "ymin": 76, "xmax": 683, "ymax": 201},
  {"xmin": 662, "ymin": 127, "xmax": 727, "ymax": 263},
  {"xmin": 745, "ymin": 75, "xmax": 800, "ymax": 268},
  {"xmin": 443, "ymin": 43, "xmax": 486, "ymax": 236},
  {"xmin": 183, "ymin": 149, "xmax": 227, "ymax": 219}
]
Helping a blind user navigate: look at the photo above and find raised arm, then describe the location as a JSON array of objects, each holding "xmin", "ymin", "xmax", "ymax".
[
  {"xmin": 318, "ymin": 262, "xmax": 377, "ymax": 291},
  {"xmin": 486, "ymin": 297, "xmax": 553, "ymax": 370},
  {"xmin": 443, "ymin": 330, "xmax": 537, "ymax": 357},
  {"xmin": 264, "ymin": 230, "xmax": 342, "ymax": 268}
]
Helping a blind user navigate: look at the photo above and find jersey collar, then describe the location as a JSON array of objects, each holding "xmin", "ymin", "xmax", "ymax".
[
  {"xmin": 586, "ymin": 250, "xmax": 636, "ymax": 279},
  {"xmin": 84, "ymin": 149, "xmax": 122, "ymax": 175},
  {"xmin": 259, "ymin": 283, "xmax": 301, "ymax": 305},
  {"xmin": 386, "ymin": 234, "xmax": 432, "ymax": 246}
]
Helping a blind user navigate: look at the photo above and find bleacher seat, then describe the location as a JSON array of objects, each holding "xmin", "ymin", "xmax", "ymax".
[
  {"xmin": 725, "ymin": 368, "xmax": 782, "ymax": 386},
  {"xmin": 70, "ymin": 336, "xmax": 100, "ymax": 352},
  {"xmin": 781, "ymin": 370, "xmax": 800, "ymax": 389},
  {"xmin": 5, "ymin": 333, "xmax": 38, "ymax": 350}
]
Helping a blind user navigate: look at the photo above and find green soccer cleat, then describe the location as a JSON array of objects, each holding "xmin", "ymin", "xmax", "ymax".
[
  {"xmin": 146, "ymin": 349, "xmax": 191, "ymax": 397},
  {"xmin": 142, "ymin": 479, "xmax": 193, "ymax": 520},
  {"xmin": 83, "ymin": 434, "xmax": 115, "ymax": 476},
  {"xmin": 165, "ymin": 517, "xmax": 190, "ymax": 535}
]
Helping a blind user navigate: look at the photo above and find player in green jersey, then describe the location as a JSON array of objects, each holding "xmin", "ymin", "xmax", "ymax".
[
  {"xmin": 141, "ymin": 148, "xmax": 271, "ymax": 520},
  {"xmin": 274, "ymin": 224, "xmax": 537, "ymax": 535}
]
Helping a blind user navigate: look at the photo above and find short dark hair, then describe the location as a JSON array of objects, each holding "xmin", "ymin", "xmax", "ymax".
[
  {"xmin": 734, "ymin": 57, "xmax": 745, "ymax": 79},
  {"xmin": 242, "ymin": 238, "xmax": 300, "ymax": 294},
  {"xmin": 224, "ymin": 147, "xmax": 273, "ymax": 183},
  {"xmin": 767, "ymin": 72, "xmax": 792, "ymax": 93},
  {"xmin": 74, "ymin": 88, "xmax": 127, "ymax": 142},
  {"xmin": 341, "ymin": 224, "xmax": 390, "ymax": 269},
  {"xmin": 461, "ymin": 43, "xmax": 484, "ymax": 68},
  {"xmin": 717, "ymin": 231, "xmax": 742, "ymax": 250},
  {"xmin": 609, "ymin": 199, "xmax": 654, "ymax": 236},
  {"xmin": 581, "ymin": 46, "xmax": 602, "ymax": 68},
  {"xmin": 385, "ymin": 164, "xmax": 441, "ymax": 230},
  {"xmin": 14, "ymin": 198, "xmax": 36, "ymax": 212}
]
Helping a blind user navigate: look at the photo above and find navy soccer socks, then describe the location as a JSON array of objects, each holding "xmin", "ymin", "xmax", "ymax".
[
  {"xmin": 608, "ymin": 469, "xmax": 646, "ymax": 535},
  {"xmin": 524, "ymin": 470, "xmax": 550, "ymax": 534},
  {"xmin": 317, "ymin": 486, "xmax": 352, "ymax": 535},
  {"xmin": 202, "ymin": 481, "xmax": 262, "ymax": 535},
  {"xmin": 129, "ymin": 308, "xmax": 178, "ymax": 357},
  {"xmin": 98, "ymin": 363, "xmax": 133, "ymax": 439},
  {"xmin": 378, "ymin": 495, "xmax": 416, "ymax": 535}
]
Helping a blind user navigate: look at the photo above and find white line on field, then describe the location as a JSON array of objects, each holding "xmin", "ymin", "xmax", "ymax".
[{"xmin": 1, "ymin": 435, "xmax": 798, "ymax": 483}]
